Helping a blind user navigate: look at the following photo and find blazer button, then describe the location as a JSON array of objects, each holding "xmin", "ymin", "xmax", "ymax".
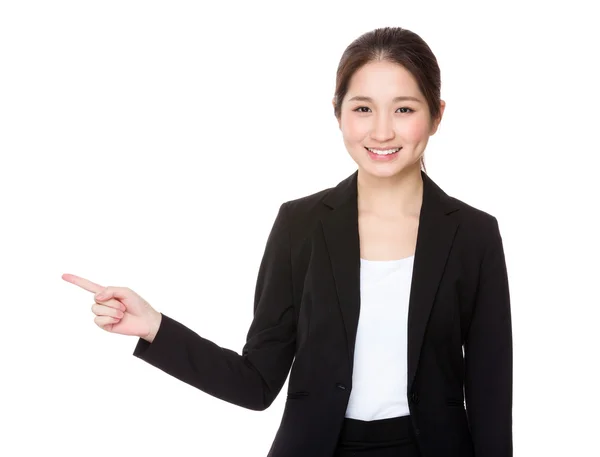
[
  {"xmin": 336, "ymin": 383, "xmax": 347, "ymax": 390},
  {"xmin": 410, "ymin": 392, "xmax": 420, "ymax": 404}
]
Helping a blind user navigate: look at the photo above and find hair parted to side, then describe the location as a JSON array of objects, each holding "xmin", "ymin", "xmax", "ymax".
[{"xmin": 333, "ymin": 27, "xmax": 442, "ymax": 174}]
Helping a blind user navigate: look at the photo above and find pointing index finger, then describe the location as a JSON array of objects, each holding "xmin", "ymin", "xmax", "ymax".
[{"xmin": 62, "ymin": 273, "xmax": 105, "ymax": 294}]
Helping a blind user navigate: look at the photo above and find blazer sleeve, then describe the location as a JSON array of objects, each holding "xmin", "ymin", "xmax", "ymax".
[
  {"xmin": 132, "ymin": 202, "xmax": 296, "ymax": 411},
  {"xmin": 464, "ymin": 216, "xmax": 513, "ymax": 457}
]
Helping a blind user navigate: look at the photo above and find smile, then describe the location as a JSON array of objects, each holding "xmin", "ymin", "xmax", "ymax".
[{"xmin": 365, "ymin": 147, "xmax": 402, "ymax": 155}]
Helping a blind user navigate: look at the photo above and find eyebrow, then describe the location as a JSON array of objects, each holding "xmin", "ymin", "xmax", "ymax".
[{"xmin": 347, "ymin": 95, "xmax": 423, "ymax": 103}]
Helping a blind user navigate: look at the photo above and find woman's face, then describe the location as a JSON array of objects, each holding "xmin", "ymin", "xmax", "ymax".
[{"xmin": 335, "ymin": 60, "xmax": 445, "ymax": 179}]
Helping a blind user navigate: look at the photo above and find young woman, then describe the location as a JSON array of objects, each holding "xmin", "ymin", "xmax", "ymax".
[{"xmin": 63, "ymin": 27, "xmax": 513, "ymax": 457}]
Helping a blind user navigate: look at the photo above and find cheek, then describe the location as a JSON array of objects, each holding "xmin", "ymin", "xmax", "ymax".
[
  {"xmin": 341, "ymin": 116, "xmax": 366, "ymax": 143},
  {"xmin": 401, "ymin": 116, "xmax": 431, "ymax": 142}
]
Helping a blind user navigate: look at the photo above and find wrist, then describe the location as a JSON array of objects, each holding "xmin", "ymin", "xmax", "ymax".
[{"xmin": 143, "ymin": 311, "xmax": 162, "ymax": 343}]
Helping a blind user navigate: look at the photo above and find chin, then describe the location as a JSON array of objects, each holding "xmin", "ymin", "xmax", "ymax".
[{"xmin": 360, "ymin": 164, "xmax": 405, "ymax": 179}]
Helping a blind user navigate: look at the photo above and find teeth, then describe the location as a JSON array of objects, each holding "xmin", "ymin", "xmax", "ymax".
[{"xmin": 367, "ymin": 147, "xmax": 400, "ymax": 155}]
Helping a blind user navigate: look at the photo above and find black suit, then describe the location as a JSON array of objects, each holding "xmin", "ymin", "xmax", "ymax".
[{"xmin": 133, "ymin": 169, "xmax": 513, "ymax": 457}]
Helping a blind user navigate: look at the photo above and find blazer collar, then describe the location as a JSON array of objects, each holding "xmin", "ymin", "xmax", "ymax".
[
  {"xmin": 322, "ymin": 168, "xmax": 458, "ymax": 213},
  {"xmin": 320, "ymin": 169, "xmax": 461, "ymax": 393}
]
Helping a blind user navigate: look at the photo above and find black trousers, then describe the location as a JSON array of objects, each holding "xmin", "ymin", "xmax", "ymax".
[{"xmin": 333, "ymin": 414, "xmax": 421, "ymax": 457}]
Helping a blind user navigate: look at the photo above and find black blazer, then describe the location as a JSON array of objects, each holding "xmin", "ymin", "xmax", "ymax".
[{"xmin": 133, "ymin": 169, "xmax": 513, "ymax": 457}]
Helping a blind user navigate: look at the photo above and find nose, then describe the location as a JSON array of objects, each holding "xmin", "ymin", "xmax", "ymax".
[{"xmin": 370, "ymin": 113, "xmax": 395, "ymax": 142}]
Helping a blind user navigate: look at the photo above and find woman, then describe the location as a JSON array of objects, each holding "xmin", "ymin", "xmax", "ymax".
[{"xmin": 63, "ymin": 27, "xmax": 512, "ymax": 457}]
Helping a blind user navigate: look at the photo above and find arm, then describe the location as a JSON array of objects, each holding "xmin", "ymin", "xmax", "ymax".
[
  {"xmin": 464, "ymin": 217, "xmax": 513, "ymax": 456},
  {"xmin": 132, "ymin": 202, "xmax": 296, "ymax": 411}
]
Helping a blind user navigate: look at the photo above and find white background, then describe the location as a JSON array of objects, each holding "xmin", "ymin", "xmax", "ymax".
[{"xmin": 1, "ymin": 1, "xmax": 599, "ymax": 455}]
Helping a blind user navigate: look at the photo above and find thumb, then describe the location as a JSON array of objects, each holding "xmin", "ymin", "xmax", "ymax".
[
  {"xmin": 95, "ymin": 286, "xmax": 131, "ymax": 301},
  {"xmin": 94, "ymin": 291, "xmax": 106, "ymax": 301}
]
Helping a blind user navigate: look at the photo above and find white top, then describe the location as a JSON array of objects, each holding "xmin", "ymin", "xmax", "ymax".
[{"xmin": 344, "ymin": 255, "xmax": 415, "ymax": 421}]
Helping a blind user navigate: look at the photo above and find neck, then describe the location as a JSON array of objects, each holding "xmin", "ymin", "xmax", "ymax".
[{"xmin": 357, "ymin": 166, "xmax": 424, "ymax": 219}]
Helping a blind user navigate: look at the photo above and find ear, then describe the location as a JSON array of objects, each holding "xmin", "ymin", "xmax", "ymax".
[
  {"xmin": 430, "ymin": 100, "xmax": 446, "ymax": 135},
  {"xmin": 332, "ymin": 98, "xmax": 341, "ymax": 130}
]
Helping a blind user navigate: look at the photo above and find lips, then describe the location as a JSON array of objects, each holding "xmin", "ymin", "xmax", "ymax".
[
  {"xmin": 365, "ymin": 146, "xmax": 402, "ymax": 155},
  {"xmin": 364, "ymin": 147, "xmax": 402, "ymax": 162}
]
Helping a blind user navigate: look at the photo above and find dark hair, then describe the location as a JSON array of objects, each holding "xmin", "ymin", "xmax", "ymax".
[{"xmin": 333, "ymin": 27, "xmax": 442, "ymax": 173}]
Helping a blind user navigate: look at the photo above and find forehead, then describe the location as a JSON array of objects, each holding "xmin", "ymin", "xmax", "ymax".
[{"xmin": 345, "ymin": 60, "xmax": 421, "ymax": 99}]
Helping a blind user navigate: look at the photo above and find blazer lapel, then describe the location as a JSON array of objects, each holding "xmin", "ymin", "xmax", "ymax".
[{"xmin": 320, "ymin": 169, "xmax": 461, "ymax": 394}]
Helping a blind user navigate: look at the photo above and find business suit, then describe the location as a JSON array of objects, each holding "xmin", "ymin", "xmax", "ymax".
[{"xmin": 133, "ymin": 169, "xmax": 513, "ymax": 457}]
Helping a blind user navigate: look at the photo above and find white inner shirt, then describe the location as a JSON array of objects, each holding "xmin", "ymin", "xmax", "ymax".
[{"xmin": 344, "ymin": 255, "xmax": 415, "ymax": 421}]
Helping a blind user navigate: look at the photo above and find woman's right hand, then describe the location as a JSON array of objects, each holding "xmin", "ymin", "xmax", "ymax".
[{"xmin": 62, "ymin": 273, "xmax": 162, "ymax": 342}]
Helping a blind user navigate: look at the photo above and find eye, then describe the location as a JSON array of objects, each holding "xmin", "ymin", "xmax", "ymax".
[{"xmin": 352, "ymin": 106, "xmax": 414, "ymax": 114}]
